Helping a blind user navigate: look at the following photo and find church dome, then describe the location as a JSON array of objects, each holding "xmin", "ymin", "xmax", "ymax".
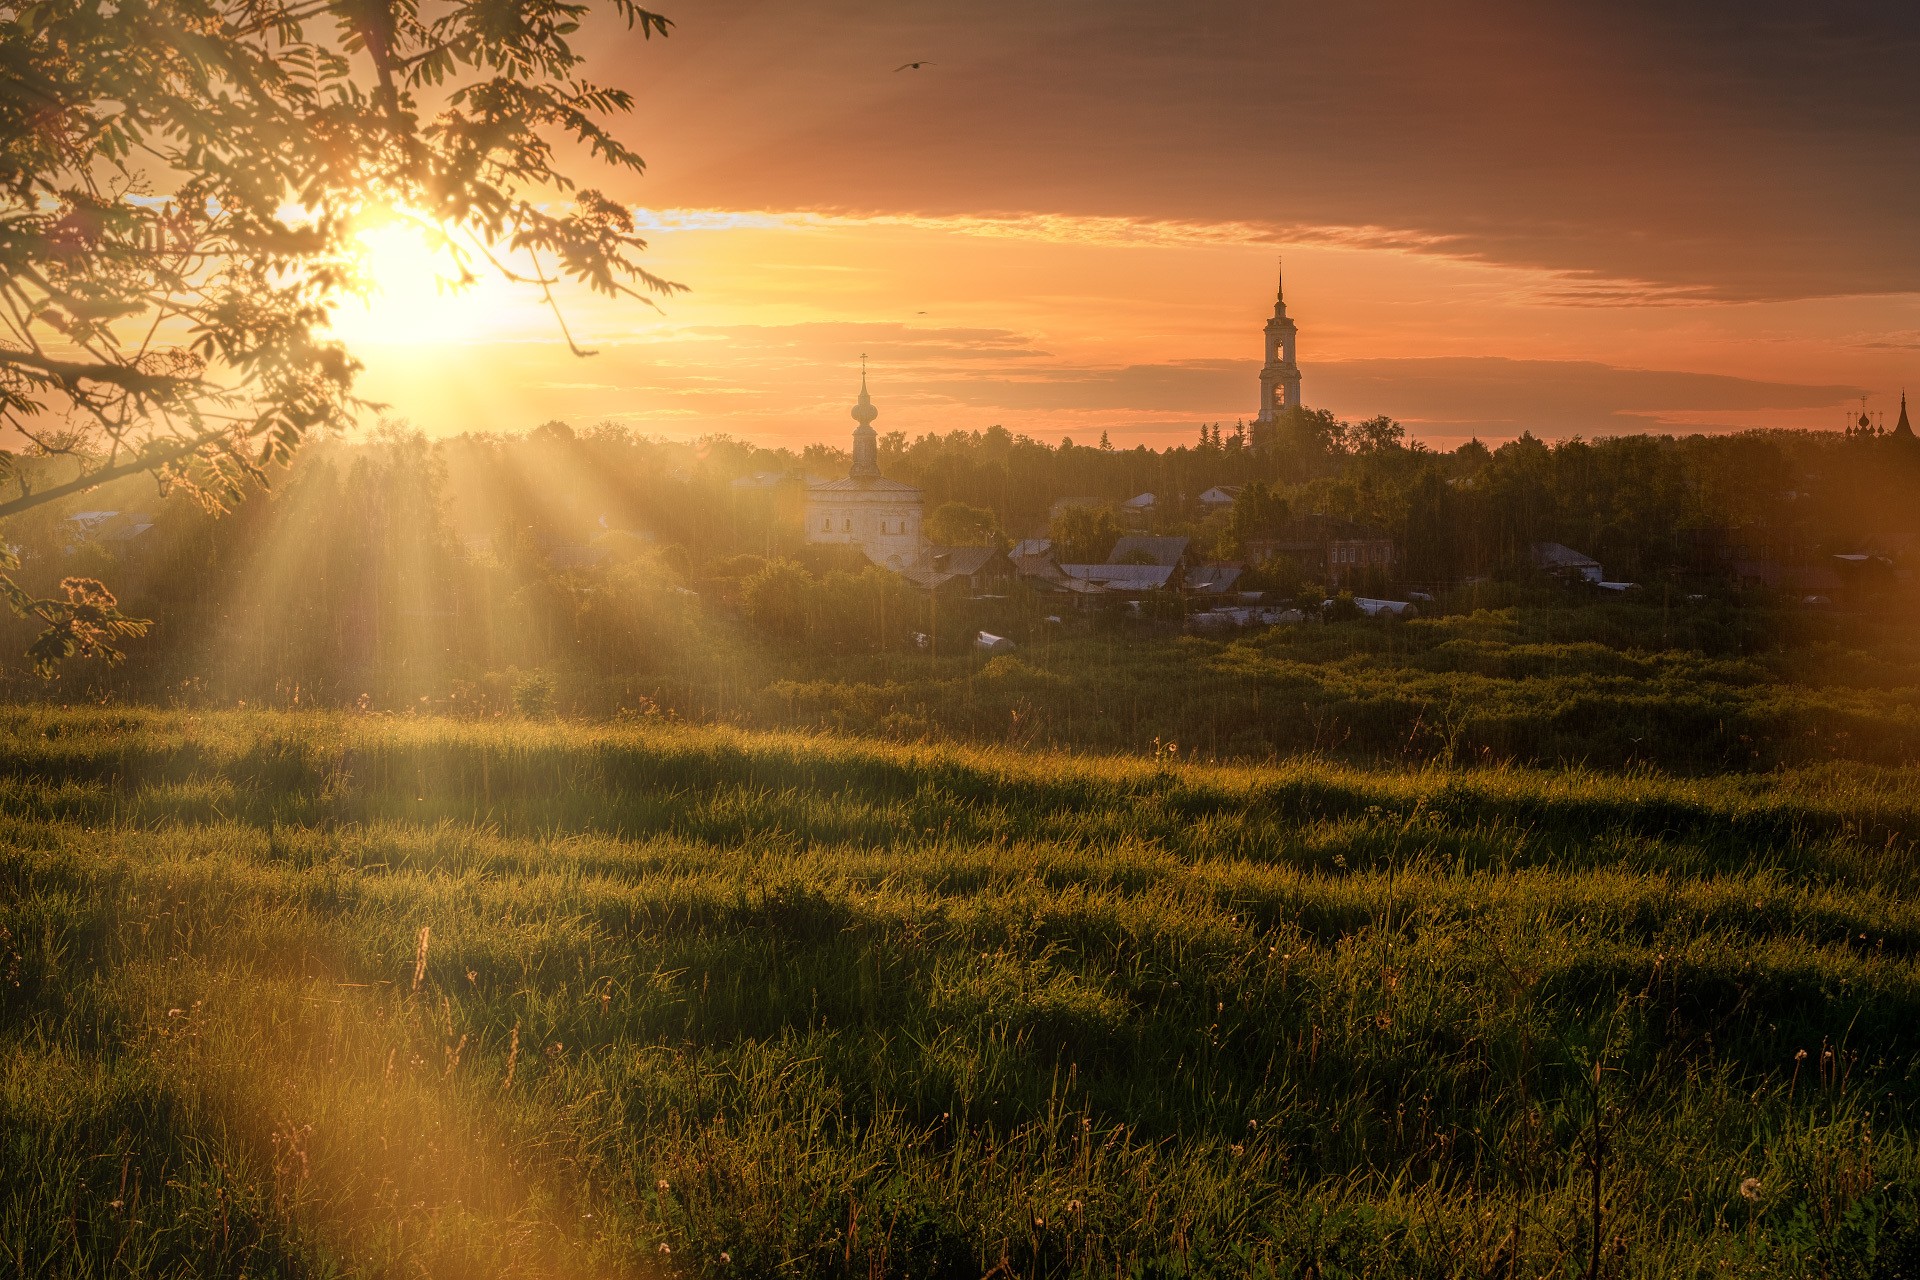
[
  {"xmin": 848, "ymin": 368, "xmax": 882, "ymax": 478},
  {"xmin": 851, "ymin": 372, "xmax": 878, "ymax": 427}
]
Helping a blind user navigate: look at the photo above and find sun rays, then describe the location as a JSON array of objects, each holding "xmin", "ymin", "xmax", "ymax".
[{"xmin": 177, "ymin": 417, "xmax": 718, "ymax": 711}]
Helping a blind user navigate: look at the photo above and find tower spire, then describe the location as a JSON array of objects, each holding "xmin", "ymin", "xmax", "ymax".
[
  {"xmin": 849, "ymin": 357, "xmax": 880, "ymax": 478},
  {"xmin": 1268, "ymin": 255, "xmax": 1291, "ymax": 322},
  {"xmin": 1895, "ymin": 389, "xmax": 1914, "ymax": 440}
]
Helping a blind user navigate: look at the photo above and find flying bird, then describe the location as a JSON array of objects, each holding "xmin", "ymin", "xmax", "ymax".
[{"xmin": 893, "ymin": 61, "xmax": 934, "ymax": 72}]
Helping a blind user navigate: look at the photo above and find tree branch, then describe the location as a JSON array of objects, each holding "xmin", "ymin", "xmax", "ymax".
[
  {"xmin": 0, "ymin": 427, "xmax": 237, "ymax": 520},
  {"xmin": 0, "ymin": 349, "xmax": 198, "ymax": 400}
]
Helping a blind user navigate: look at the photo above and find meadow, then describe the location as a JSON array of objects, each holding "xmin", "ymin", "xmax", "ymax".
[
  {"xmin": 4, "ymin": 707, "xmax": 1917, "ymax": 1277},
  {"xmin": 676, "ymin": 599, "xmax": 1920, "ymax": 774}
]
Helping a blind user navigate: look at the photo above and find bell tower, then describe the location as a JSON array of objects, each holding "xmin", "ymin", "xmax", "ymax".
[{"xmin": 1254, "ymin": 258, "xmax": 1302, "ymax": 430}]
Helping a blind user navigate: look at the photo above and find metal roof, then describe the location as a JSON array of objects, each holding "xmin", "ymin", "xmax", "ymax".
[
  {"xmin": 808, "ymin": 475, "xmax": 922, "ymax": 494},
  {"xmin": 1531, "ymin": 542, "xmax": 1601, "ymax": 569},
  {"xmin": 1183, "ymin": 563, "xmax": 1244, "ymax": 592},
  {"xmin": 1061, "ymin": 563, "xmax": 1176, "ymax": 589}
]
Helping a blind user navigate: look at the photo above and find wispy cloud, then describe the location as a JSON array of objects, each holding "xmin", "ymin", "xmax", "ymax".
[
  {"xmin": 634, "ymin": 206, "xmax": 1450, "ymax": 254},
  {"xmin": 633, "ymin": 205, "xmax": 1737, "ymax": 309},
  {"xmin": 1855, "ymin": 331, "xmax": 1920, "ymax": 352},
  {"xmin": 1310, "ymin": 357, "xmax": 1862, "ymax": 437}
]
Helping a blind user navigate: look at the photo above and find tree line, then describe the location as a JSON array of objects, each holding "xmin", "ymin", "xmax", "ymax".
[{"xmin": 0, "ymin": 409, "xmax": 1913, "ymax": 704}]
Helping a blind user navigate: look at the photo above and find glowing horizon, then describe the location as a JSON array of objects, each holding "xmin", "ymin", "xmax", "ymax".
[
  {"xmin": 339, "ymin": 204, "xmax": 1911, "ymax": 451},
  {"xmin": 333, "ymin": 1, "xmax": 1920, "ymax": 451}
]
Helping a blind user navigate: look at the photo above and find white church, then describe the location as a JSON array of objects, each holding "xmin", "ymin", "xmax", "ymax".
[{"xmin": 804, "ymin": 369, "xmax": 925, "ymax": 569}]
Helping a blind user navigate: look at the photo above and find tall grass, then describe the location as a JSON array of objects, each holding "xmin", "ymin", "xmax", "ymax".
[
  {"xmin": 3, "ymin": 709, "xmax": 1917, "ymax": 1276},
  {"xmin": 742, "ymin": 609, "xmax": 1920, "ymax": 773}
]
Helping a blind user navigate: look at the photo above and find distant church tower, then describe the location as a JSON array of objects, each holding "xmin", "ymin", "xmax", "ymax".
[
  {"xmin": 1895, "ymin": 391, "xmax": 1915, "ymax": 441},
  {"xmin": 804, "ymin": 364, "xmax": 925, "ymax": 569},
  {"xmin": 849, "ymin": 371, "xmax": 882, "ymax": 476},
  {"xmin": 1253, "ymin": 259, "xmax": 1303, "ymax": 433}
]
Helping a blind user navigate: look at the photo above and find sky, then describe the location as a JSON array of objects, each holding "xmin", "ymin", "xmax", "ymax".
[{"xmin": 337, "ymin": 0, "xmax": 1920, "ymax": 449}]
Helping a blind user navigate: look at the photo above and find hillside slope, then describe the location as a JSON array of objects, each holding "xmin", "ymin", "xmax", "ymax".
[{"xmin": 3, "ymin": 710, "xmax": 1916, "ymax": 1277}]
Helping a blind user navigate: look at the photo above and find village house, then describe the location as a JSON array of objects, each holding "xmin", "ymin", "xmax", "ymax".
[
  {"xmin": 1106, "ymin": 534, "xmax": 1190, "ymax": 570},
  {"xmin": 1059, "ymin": 562, "xmax": 1177, "ymax": 593},
  {"xmin": 1182, "ymin": 563, "xmax": 1244, "ymax": 594},
  {"xmin": 1010, "ymin": 552, "xmax": 1108, "ymax": 603},
  {"xmin": 1244, "ymin": 516, "xmax": 1395, "ymax": 587},
  {"xmin": 1042, "ymin": 534, "xmax": 1191, "ymax": 595},
  {"xmin": 1531, "ymin": 542, "xmax": 1604, "ymax": 583},
  {"xmin": 903, "ymin": 545, "xmax": 1015, "ymax": 595}
]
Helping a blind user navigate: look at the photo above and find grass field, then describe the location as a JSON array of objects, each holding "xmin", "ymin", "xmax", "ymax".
[
  {"xmin": 737, "ymin": 604, "xmax": 1920, "ymax": 774},
  {"xmin": 4, "ymin": 708, "xmax": 1918, "ymax": 1277}
]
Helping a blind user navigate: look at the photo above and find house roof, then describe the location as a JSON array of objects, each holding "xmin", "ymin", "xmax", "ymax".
[
  {"xmin": 1199, "ymin": 485, "xmax": 1243, "ymax": 503},
  {"xmin": 1183, "ymin": 562, "xmax": 1244, "ymax": 593},
  {"xmin": 1122, "ymin": 492, "xmax": 1156, "ymax": 509},
  {"xmin": 808, "ymin": 474, "xmax": 922, "ymax": 494},
  {"xmin": 1107, "ymin": 534, "xmax": 1189, "ymax": 567},
  {"xmin": 66, "ymin": 510, "xmax": 156, "ymax": 543},
  {"xmin": 1012, "ymin": 554, "xmax": 1105, "ymax": 593},
  {"xmin": 1061, "ymin": 563, "xmax": 1176, "ymax": 589},
  {"xmin": 1010, "ymin": 537, "xmax": 1053, "ymax": 558},
  {"xmin": 903, "ymin": 545, "xmax": 1008, "ymax": 589},
  {"xmin": 1531, "ymin": 542, "xmax": 1601, "ymax": 570},
  {"xmin": 100, "ymin": 519, "xmax": 155, "ymax": 543},
  {"xmin": 935, "ymin": 546, "xmax": 1002, "ymax": 575}
]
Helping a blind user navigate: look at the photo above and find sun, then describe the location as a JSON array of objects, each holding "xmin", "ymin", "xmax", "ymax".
[{"xmin": 327, "ymin": 211, "xmax": 523, "ymax": 348}]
